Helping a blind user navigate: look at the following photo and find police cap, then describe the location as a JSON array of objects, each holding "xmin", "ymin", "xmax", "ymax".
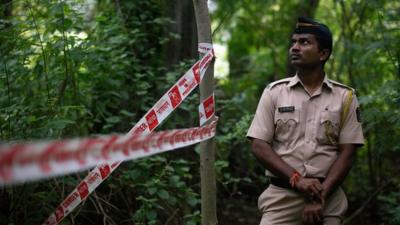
[{"xmin": 293, "ymin": 16, "xmax": 333, "ymax": 52}]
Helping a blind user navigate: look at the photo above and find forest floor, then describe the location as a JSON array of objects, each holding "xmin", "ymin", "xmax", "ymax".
[{"xmin": 218, "ymin": 192, "xmax": 261, "ymax": 225}]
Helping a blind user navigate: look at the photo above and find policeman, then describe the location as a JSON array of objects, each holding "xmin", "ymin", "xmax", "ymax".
[{"xmin": 247, "ymin": 17, "xmax": 364, "ymax": 225}]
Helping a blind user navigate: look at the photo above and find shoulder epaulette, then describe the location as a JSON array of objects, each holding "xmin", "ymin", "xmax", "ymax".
[
  {"xmin": 328, "ymin": 79, "xmax": 355, "ymax": 93},
  {"xmin": 266, "ymin": 78, "xmax": 291, "ymax": 90}
]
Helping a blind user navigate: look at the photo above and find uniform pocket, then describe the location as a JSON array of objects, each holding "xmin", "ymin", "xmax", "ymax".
[
  {"xmin": 274, "ymin": 110, "xmax": 300, "ymax": 142},
  {"xmin": 317, "ymin": 110, "xmax": 340, "ymax": 145}
]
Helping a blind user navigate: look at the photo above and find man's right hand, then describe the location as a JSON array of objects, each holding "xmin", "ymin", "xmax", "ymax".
[
  {"xmin": 302, "ymin": 201, "xmax": 324, "ymax": 225},
  {"xmin": 295, "ymin": 177, "xmax": 324, "ymax": 202}
]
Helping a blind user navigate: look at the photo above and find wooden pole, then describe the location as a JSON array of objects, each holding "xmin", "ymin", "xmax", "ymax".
[{"xmin": 192, "ymin": 1, "xmax": 218, "ymax": 225}]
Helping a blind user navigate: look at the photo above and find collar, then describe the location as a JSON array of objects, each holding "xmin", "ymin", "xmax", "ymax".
[
  {"xmin": 287, "ymin": 74, "xmax": 333, "ymax": 90},
  {"xmin": 287, "ymin": 75, "xmax": 301, "ymax": 88},
  {"xmin": 323, "ymin": 75, "xmax": 333, "ymax": 90}
]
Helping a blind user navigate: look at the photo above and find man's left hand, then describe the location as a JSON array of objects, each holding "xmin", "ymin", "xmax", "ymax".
[{"xmin": 295, "ymin": 177, "xmax": 323, "ymax": 200}]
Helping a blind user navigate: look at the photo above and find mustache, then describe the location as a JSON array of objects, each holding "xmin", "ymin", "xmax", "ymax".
[
  {"xmin": 289, "ymin": 52, "xmax": 300, "ymax": 56},
  {"xmin": 289, "ymin": 53, "xmax": 301, "ymax": 59}
]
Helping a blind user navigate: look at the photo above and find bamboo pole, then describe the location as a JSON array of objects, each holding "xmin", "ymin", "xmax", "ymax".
[{"xmin": 192, "ymin": 1, "xmax": 218, "ymax": 224}]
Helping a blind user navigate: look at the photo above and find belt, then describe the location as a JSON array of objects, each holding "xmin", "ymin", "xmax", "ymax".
[{"xmin": 269, "ymin": 177, "xmax": 325, "ymax": 191}]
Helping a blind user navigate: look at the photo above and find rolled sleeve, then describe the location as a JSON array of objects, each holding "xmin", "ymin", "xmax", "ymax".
[
  {"xmin": 339, "ymin": 94, "xmax": 365, "ymax": 145},
  {"xmin": 247, "ymin": 88, "xmax": 275, "ymax": 143}
]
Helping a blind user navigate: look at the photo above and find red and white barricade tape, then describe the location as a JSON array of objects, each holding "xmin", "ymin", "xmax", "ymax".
[
  {"xmin": 35, "ymin": 43, "xmax": 214, "ymax": 225},
  {"xmin": 199, "ymin": 94, "xmax": 215, "ymax": 126},
  {"xmin": 0, "ymin": 120, "xmax": 218, "ymax": 185},
  {"xmin": 0, "ymin": 119, "xmax": 217, "ymax": 225}
]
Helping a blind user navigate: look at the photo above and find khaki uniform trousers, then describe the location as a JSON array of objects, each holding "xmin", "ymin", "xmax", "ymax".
[{"xmin": 258, "ymin": 184, "xmax": 348, "ymax": 225}]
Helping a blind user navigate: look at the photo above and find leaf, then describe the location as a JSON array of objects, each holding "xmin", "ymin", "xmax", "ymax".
[
  {"xmin": 169, "ymin": 175, "xmax": 180, "ymax": 184},
  {"xmin": 63, "ymin": 18, "xmax": 73, "ymax": 30},
  {"xmin": 157, "ymin": 190, "xmax": 169, "ymax": 199},
  {"xmin": 105, "ymin": 116, "xmax": 120, "ymax": 123},
  {"xmin": 27, "ymin": 115, "xmax": 37, "ymax": 123},
  {"xmin": 148, "ymin": 187, "xmax": 157, "ymax": 195},
  {"xmin": 186, "ymin": 196, "xmax": 198, "ymax": 207},
  {"xmin": 146, "ymin": 210, "xmax": 157, "ymax": 221},
  {"xmin": 243, "ymin": 177, "xmax": 252, "ymax": 183},
  {"xmin": 120, "ymin": 109, "xmax": 134, "ymax": 117},
  {"xmin": 167, "ymin": 196, "xmax": 177, "ymax": 205},
  {"xmin": 47, "ymin": 119, "xmax": 75, "ymax": 130}
]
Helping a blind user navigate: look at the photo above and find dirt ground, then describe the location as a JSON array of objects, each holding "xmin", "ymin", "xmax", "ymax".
[{"xmin": 218, "ymin": 192, "xmax": 262, "ymax": 225}]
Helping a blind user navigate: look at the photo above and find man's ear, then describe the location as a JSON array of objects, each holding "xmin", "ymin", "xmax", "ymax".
[{"xmin": 320, "ymin": 49, "xmax": 330, "ymax": 61}]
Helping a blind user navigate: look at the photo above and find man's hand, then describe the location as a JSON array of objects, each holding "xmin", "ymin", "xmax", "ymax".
[
  {"xmin": 295, "ymin": 177, "xmax": 324, "ymax": 202},
  {"xmin": 302, "ymin": 201, "xmax": 324, "ymax": 225}
]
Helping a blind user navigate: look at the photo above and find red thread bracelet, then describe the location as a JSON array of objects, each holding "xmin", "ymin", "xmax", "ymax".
[{"xmin": 289, "ymin": 171, "xmax": 301, "ymax": 188}]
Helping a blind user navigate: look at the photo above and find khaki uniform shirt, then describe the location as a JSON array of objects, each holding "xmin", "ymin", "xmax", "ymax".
[{"xmin": 247, "ymin": 75, "xmax": 364, "ymax": 178}]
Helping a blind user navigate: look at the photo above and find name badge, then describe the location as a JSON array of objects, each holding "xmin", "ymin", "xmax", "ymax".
[{"xmin": 278, "ymin": 106, "xmax": 295, "ymax": 113}]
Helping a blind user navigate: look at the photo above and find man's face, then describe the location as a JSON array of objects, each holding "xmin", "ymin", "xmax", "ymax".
[{"xmin": 289, "ymin": 33, "xmax": 327, "ymax": 68}]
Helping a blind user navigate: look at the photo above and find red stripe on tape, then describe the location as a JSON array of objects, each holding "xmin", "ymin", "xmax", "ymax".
[
  {"xmin": 141, "ymin": 133, "xmax": 156, "ymax": 152},
  {"xmin": 204, "ymin": 95, "xmax": 215, "ymax": 119},
  {"xmin": 145, "ymin": 110, "xmax": 159, "ymax": 131},
  {"xmin": 55, "ymin": 206, "xmax": 64, "ymax": 223},
  {"xmin": 179, "ymin": 76, "xmax": 197, "ymax": 97},
  {"xmin": 156, "ymin": 131, "xmax": 168, "ymax": 148},
  {"xmin": 168, "ymin": 85, "xmax": 182, "ymax": 109},
  {"xmin": 121, "ymin": 135, "xmax": 137, "ymax": 156},
  {"xmin": 99, "ymin": 164, "xmax": 111, "ymax": 179},
  {"xmin": 200, "ymin": 52, "xmax": 213, "ymax": 70},
  {"xmin": 133, "ymin": 122, "xmax": 148, "ymax": 135},
  {"xmin": 77, "ymin": 181, "xmax": 89, "ymax": 200},
  {"xmin": 192, "ymin": 61, "xmax": 200, "ymax": 84},
  {"xmin": 40, "ymin": 142, "xmax": 66, "ymax": 173},
  {"xmin": 0, "ymin": 145, "xmax": 26, "ymax": 180},
  {"xmin": 78, "ymin": 139, "xmax": 105, "ymax": 165},
  {"xmin": 87, "ymin": 171, "xmax": 100, "ymax": 186},
  {"xmin": 100, "ymin": 135, "xmax": 119, "ymax": 160},
  {"xmin": 61, "ymin": 192, "xmax": 79, "ymax": 212},
  {"xmin": 156, "ymin": 100, "xmax": 171, "ymax": 115},
  {"xmin": 168, "ymin": 130, "xmax": 180, "ymax": 146}
]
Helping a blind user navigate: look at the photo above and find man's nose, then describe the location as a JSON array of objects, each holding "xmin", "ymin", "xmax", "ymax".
[{"xmin": 290, "ymin": 42, "xmax": 300, "ymax": 52}]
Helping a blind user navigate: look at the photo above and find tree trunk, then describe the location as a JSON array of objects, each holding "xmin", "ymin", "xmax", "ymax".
[
  {"xmin": 1, "ymin": 0, "xmax": 12, "ymax": 17},
  {"xmin": 285, "ymin": 0, "xmax": 320, "ymax": 76},
  {"xmin": 192, "ymin": 1, "xmax": 218, "ymax": 225},
  {"xmin": 164, "ymin": 0, "xmax": 197, "ymax": 68},
  {"xmin": 0, "ymin": 0, "xmax": 12, "ymax": 218},
  {"xmin": 1, "ymin": 0, "xmax": 12, "ymax": 28}
]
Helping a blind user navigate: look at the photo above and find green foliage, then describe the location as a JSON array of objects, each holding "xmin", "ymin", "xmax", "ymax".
[
  {"xmin": 0, "ymin": 0, "xmax": 202, "ymax": 224},
  {"xmin": 378, "ymin": 190, "xmax": 400, "ymax": 225},
  {"xmin": 112, "ymin": 156, "xmax": 201, "ymax": 225},
  {"xmin": 1, "ymin": 0, "xmax": 399, "ymax": 224}
]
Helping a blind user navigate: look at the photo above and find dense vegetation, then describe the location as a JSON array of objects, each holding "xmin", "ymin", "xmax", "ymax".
[{"xmin": 0, "ymin": 0, "xmax": 399, "ymax": 224}]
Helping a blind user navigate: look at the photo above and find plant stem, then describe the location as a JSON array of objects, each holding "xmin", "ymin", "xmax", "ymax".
[
  {"xmin": 57, "ymin": 0, "xmax": 74, "ymax": 106},
  {"xmin": 4, "ymin": 61, "xmax": 12, "ymax": 140},
  {"xmin": 27, "ymin": 0, "xmax": 50, "ymax": 101}
]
